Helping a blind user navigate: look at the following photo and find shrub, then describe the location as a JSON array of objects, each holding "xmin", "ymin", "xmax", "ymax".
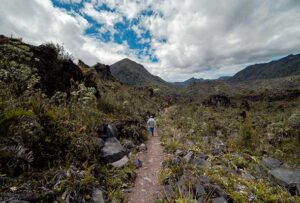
[
  {"xmin": 238, "ymin": 121, "xmax": 258, "ymax": 150},
  {"xmin": 44, "ymin": 42, "xmax": 73, "ymax": 61}
]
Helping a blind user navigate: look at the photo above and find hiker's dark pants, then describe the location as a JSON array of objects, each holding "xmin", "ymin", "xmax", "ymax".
[{"xmin": 149, "ymin": 127, "xmax": 154, "ymax": 136}]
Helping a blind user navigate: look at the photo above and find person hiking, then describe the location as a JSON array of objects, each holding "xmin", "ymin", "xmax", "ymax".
[{"xmin": 147, "ymin": 116, "xmax": 156, "ymax": 136}]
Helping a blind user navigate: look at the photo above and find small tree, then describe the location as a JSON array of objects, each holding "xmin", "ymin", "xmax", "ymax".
[{"xmin": 44, "ymin": 42, "xmax": 73, "ymax": 61}]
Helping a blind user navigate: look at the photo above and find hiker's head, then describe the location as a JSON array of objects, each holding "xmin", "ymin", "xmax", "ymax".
[{"xmin": 150, "ymin": 115, "xmax": 153, "ymax": 118}]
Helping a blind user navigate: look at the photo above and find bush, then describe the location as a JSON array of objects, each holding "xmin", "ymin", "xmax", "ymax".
[
  {"xmin": 239, "ymin": 121, "xmax": 258, "ymax": 150},
  {"xmin": 44, "ymin": 42, "xmax": 73, "ymax": 61}
]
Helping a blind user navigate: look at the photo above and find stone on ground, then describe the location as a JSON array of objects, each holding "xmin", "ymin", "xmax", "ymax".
[
  {"xmin": 100, "ymin": 137, "xmax": 126, "ymax": 163},
  {"xmin": 261, "ymin": 157, "xmax": 283, "ymax": 169},
  {"xmin": 270, "ymin": 168, "xmax": 300, "ymax": 195},
  {"xmin": 111, "ymin": 155, "xmax": 129, "ymax": 168}
]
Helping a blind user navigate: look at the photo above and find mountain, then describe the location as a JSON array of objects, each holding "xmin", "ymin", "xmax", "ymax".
[
  {"xmin": 231, "ymin": 54, "xmax": 300, "ymax": 81},
  {"xmin": 218, "ymin": 76, "xmax": 231, "ymax": 81},
  {"xmin": 173, "ymin": 77, "xmax": 205, "ymax": 87},
  {"xmin": 110, "ymin": 58, "xmax": 170, "ymax": 88}
]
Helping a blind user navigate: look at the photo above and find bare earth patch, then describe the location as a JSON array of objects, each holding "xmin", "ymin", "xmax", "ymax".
[{"xmin": 127, "ymin": 132, "xmax": 166, "ymax": 203}]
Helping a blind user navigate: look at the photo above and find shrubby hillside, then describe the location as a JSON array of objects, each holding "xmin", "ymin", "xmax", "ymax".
[{"xmin": 0, "ymin": 35, "xmax": 166, "ymax": 202}]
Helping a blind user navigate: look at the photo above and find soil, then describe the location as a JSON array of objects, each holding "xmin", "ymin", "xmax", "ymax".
[{"xmin": 127, "ymin": 130, "xmax": 166, "ymax": 203}]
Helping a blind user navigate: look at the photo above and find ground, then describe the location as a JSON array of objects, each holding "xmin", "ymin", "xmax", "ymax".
[{"xmin": 127, "ymin": 130, "xmax": 167, "ymax": 203}]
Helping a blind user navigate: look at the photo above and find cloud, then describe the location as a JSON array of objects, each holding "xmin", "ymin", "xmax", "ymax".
[
  {"xmin": 0, "ymin": 0, "xmax": 139, "ymax": 66},
  {"xmin": 141, "ymin": 0, "xmax": 300, "ymax": 80},
  {"xmin": 1, "ymin": 0, "xmax": 300, "ymax": 81},
  {"xmin": 81, "ymin": 2, "xmax": 122, "ymax": 26}
]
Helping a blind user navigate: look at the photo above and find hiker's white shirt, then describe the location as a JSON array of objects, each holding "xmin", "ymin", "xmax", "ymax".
[{"xmin": 147, "ymin": 118, "xmax": 156, "ymax": 128}]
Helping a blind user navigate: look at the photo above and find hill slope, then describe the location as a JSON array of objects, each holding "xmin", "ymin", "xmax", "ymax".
[
  {"xmin": 173, "ymin": 77, "xmax": 205, "ymax": 87},
  {"xmin": 231, "ymin": 54, "xmax": 300, "ymax": 81},
  {"xmin": 110, "ymin": 58, "xmax": 170, "ymax": 87}
]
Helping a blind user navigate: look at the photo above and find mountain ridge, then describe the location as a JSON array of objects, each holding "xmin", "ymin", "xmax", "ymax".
[
  {"xmin": 110, "ymin": 58, "xmax": 170, "ymax": 88},
  {"xmin": 231, "ymin": 54, "xmax": 300, "ymax": 81}
]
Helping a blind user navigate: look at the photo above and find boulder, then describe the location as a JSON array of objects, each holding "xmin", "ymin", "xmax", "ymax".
[
  {"xmin": 270, "ymin": 168, "xmax": 300, "ymax": 195},
  {"xmin": 100, "ymin": 137, "xmax": 126, "ymax": 163},
  {"xmin": 92, "ymin": 188, "xmax": 105, "ymax": 203},
  {"xmin": 261, "ymin": 157, "xmax": 283, "ymax": 169},
  {"xmin": 96, "ymin": 124, "xmax": 118, "ymax": 139},
  {"xmin": 110, "ymin": 156, "xmax": 129, "ymax": 168}
]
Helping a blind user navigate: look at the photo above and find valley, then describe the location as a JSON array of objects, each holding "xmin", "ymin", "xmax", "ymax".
[{"xmin": 0, "ymin": 35, "xmax": 299, "ymax": 203}]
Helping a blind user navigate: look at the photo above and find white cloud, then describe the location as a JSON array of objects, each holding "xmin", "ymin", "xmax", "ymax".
[
  {"xmin": 58, "ymin": 0, "xmax": 82, "ymax": 4},
  {"xmin": 0, "ymin": 0, "xmax": 138, "ymax": 66},
  {"xmin": 1, "ymin": 0, "xmax": 300, "ymax": 81},
  {"xmin": 82, "ymin": 3, "xmax": 122, "ymax": 26},
  {"xmin": 141, "ymin": 0, "xmax": 300, "ymax": 80}
]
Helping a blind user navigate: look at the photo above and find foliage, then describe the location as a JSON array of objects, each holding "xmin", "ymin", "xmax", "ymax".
[{"xmin": 44, "ymin": 42, "xmax": 73, "ymax": 61}]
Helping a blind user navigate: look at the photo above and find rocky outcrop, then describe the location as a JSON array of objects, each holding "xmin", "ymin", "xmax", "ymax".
[
  {"xmin": 93, "ymin": 63, "xmax": 115, "ymax": 81},
  {"xmin": 0, "ymin": 35, "xmax": 99, "ymax": 97},
  {"xmin": 204, "ymin": 95, "xmax": 231, "ymax": 107},
  {"xmin": 270, "ymin": 168, "xmax": 300, "ymax": 195}
]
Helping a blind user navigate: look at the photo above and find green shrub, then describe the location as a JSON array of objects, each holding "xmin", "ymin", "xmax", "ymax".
[
  {"xmin": 0, "ymin": 108, "xmax": 34, "ymax": 125},
  {"xmin": 238, "ymin": 121, "xmax": 258, "ymax": 150}
]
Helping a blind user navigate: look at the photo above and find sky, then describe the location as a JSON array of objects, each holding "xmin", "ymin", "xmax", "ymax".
[{"xmin": 1, "ymin": 0, "xmax": 300, "ymax": 82}]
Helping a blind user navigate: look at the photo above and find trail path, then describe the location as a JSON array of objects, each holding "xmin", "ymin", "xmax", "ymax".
[{"xmin": 127, "ymin": 130, "xmax": 166, "ymax": 203}]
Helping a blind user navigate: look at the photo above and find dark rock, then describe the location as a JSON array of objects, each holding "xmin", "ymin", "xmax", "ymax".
[
  {"xmin": 138, "ymin": 143, "xmax": 147, "ymax": 151},
  {"xmin": 194, "ymin": 183, "xmax": 206, "ymax": 198},
  {"xmin": 123, "ymin": 139, "xmax": 135, "ymax": 150},
  {"xmin": 212, "ymin": 148, "xmax": 225, "ymax": 156},
  {"xmin": 204, "ymin": 95, "xmax": 231, "ymax": 107},
  {"xmin": 175, "ymin": 149, "xmax": 185, "ymax": 156},
  {"xmin": 93, "ymin": 63, "xmax": 115, "ymax": 81},
  {"xmin": 164, "ymin": 185, "xmax": 175, "ymax": 199},
  {"xmin": 197, "ymin": 197, "xmax": 205, "ymax": 203},
  {"xmin": 176, "ymin": 176, "xmax": 189, "ymax": 196},
  {"xmin": 92, "ymin": 137, "xmax": 105, "ymax": 151},
  {"xmin": 110, "ymin": 155, "xmax": 129, "ymax": 168},
  {"xmin": 240, "ymin": 100, "xmax": 250, "ymax": 111},
  {"xmin": 239, "ymin": 111, "xmax": 247, "ymax": 121},
  {"xmin": 96, "ymin": 124, "xmax": 118, "ymax": 139},
  {"xmin": 191, "ymin": 157, "xmax": 211, "ymax": 167},
  {"xmin": 171, "ymin": 157, "xmax": 182, "ymax": 165},
  {"xmin": 212, "ymin": 197, "xmax": 227, "ymax": 203},
  {"xmin": 92, "ymin": 188, "xmax": 105, "ymax": 203},
  {"xmin": 261, "ymin": 157, "xmax": 283, "ymax": 169},
  {"xmin": 133, "ymin": 159, "xmax": 143, "ymax": 169},
  {"xmin": 100, "ymin": 137, "xmax": 126, "ymax": 163},
  {"xmin": 270, "ymin": 168, "xmax": 300, "ymax": 195},
  {"xmin": 183, "ymin": 151, "xmax": 194, "ymax": 163},
  {"xmin": 203, "ymin": 184, "xmax": 226, "ymax": 198}
]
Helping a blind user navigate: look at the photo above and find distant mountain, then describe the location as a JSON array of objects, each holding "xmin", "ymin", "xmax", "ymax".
[
  {"xmin": 218, "ymin": 76, "xmax": 231, "ymax": 81},
  {"xmin": 173, "ymin": 77, "xmax": 205, "ymax": 87},
  {"xmin": 231, "ymin": 54, "xmax": 300, "ymax": 81},
  {"xmin": 110, "ymin": 58, "xmax": 170, "ymax": 87}
]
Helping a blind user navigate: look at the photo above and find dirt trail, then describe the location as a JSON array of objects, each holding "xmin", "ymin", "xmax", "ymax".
[{"xmin": 127, "ymin": 130, "xmax": 166, "ymax": 203}]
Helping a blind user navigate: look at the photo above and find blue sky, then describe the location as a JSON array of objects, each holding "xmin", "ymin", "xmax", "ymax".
[
  {"xmin": 1, "ymin": 0, "xmax": 300, "ymax": 81},
  {"xmin": 52, "ymin": 0, "xmax": 158, "ymax": 62}
]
